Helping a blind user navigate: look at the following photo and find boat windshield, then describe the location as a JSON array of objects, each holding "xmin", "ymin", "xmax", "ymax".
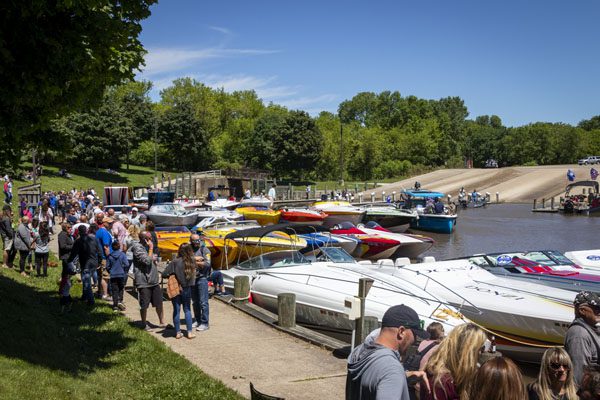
[
  {"xmin": 311, "ymin": 247, "xmax": 356, "ymax": 263},
  {"xmin": 543, "ymin": 250, "xmax": 575, "ymax": 265},
  {"xmin": 152, "ymin": 203, "xmax": 186, "ymax": 213},
  {"xmin": 236, "ymin": 251, "xmax": 311, "ymax": 270}
]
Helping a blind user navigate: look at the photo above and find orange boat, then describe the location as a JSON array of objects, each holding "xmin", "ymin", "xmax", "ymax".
[{"xmin": 279, "ymin": 208, "xmax": 327, "ymax": 226}]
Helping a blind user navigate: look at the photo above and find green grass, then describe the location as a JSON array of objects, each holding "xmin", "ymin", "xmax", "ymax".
[
  {"xmin": 14, "ymin": 163, "xmax": 161, "ymax": 195},
  {"xmin": 0, "ymin": 256, "xmax": 243, "ymax": 400}
]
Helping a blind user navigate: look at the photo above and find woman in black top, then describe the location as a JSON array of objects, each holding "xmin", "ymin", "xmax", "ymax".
[{"xmin": 528, "ymin": 347, "xmax": 578, "ymax": 400}]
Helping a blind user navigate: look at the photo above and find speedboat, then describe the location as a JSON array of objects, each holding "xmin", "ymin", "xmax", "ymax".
[
  {"xmin": 356, "ymin": 221, "xmax": 434, "ymax": 259},
  {"xmin": 361, "ymin": 257, "xmax": 575, "ymax": 362},
  {"xmin": 236, "ymin": 206, "xmax": 281, "ymax": 226},
  {"xmin": 279, "ymin": 208, "xmax": 327, "ymax": 226},
  {"xmin": 220, "ymin": 231, "xmax": 468, "ymax": 336},
  {"xmin": 174, "ymin": 198, "xmax": 204, "ymax": 210},
  {"xmin": 194, "ymin": 207, "xmax": 243, "ymax": 222},
  {"xmin": 565, "ymin": 249, "xmax": 600, "ymax": 273},
  {"xmin": 330, "ymin": 223, "xmax": 402, "ymax": 260},
  {"xmin": 400, "ymin": 189, "xmax": 457, "ymax": 234},
  {"xmin": 360, "ymin": 205, "xmax": 417, "ymax": 233},
  {"xmin": 299, "ymin": 232, "xmax": 360, "ymax": 256},
  {"xmin": 145, "ymin": 203, "xmax": 201, "ymax": 226},
  {"xmin": 239, "ymin": 196, "xmax": 273, "ymax": 208},
  {"xmin": 310, "ymin": 200, "xmax": 365, "ymax": 228},
  {"xmin": 155, "ymin": 226, "xmax": 191, "ymax": 260},
  {"xmin": 459, "ymin": 251, "xmax": 600, "ymax": 292},
  {"xmin": 205, "ymin": 198, "xmax": 240, "ymax": 210}
]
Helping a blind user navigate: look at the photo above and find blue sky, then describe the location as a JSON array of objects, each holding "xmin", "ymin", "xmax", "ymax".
[{"xmin": 138, "ymin": 0, "xmax": 600, "ymax": 127}]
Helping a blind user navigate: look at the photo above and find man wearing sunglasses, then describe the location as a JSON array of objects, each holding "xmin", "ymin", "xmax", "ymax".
[
  {"xmin": 565, "ymin": 291, "xmax": 600, "ymax": 386},
  {"xmin": 346, "ymin": 304, "xmax": 429, "ymax": 400}
]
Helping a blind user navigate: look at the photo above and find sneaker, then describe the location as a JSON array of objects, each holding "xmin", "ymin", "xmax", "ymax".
[
  {"xmin": 113, "ymin": 307, "xmax": 119, "ymax": 313},
  {"xmin": 192, "ymin": 321, "xmax": 198, "ymax": 328},
  {"xmin": 215, "ymin": 291, "xmax": 228, "ymax": 296},
  {"xmin": 117, "ymin": 303, "xmax": 126, "ymax": 311},
  {"xmin": 196, "ymin": 324, "xmax": 209, "ymax": 332}
]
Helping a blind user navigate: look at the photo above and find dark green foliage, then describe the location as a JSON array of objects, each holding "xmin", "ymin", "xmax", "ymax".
[{"xmin": 0, "ymin": 0, "xmax": 156, "ymax": 171}]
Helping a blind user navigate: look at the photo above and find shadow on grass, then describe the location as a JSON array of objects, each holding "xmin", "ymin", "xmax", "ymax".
[{"xmin": 0, "ymin": 274, "xmax": 134, "ymax": 376}]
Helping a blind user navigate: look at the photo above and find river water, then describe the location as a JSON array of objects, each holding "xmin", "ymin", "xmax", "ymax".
[{"xmin": 420, "ymin": 204, "xmax": 600, "ymax": 260}]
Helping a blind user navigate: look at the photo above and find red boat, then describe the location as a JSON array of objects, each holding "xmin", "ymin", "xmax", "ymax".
[
  {"xmin": 330, "ymin": 224, "xmax": 401, "ymax": 260},
  {"xmin": 279, "ymin": 208, "xmax": 328, "ymax": 226}
]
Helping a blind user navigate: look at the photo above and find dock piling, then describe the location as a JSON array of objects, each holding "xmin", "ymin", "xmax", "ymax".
[
  {"xmin": 233, "ymin": 276, "xmax": 250, "ymax": 304},
  {"xmin": 381, "ymin": 191, "xmax": 386, "ymax": 202},
  {"xmin": 362, "ymin": 316, "xmax": 379, "ymax": 343},
  {"xmin": 370, "ymin": 192, "xmax": 375, "ymax": 203},
  {"xmin": 533, "ymin": 199, "xmax": 537, "ymax": 209},
  {"xmin": 392, "ymin": 191, "xmax": 396, "ymax": 202},
  {"xmin": 277, "ymin": 293, "xmax": 296, "ymax": 328},
  {"xmin": 496, "ymin": 192, "xmax": 499, "ymax": 203},
  {"xmin": 551, "ymin": 197, "xmax": 555, "ymax": 210},
  {"xmin": 542, "ymin": 198, "xmax": 546, "ymax": 208},
  {"xmin": 358, "ymin": 193, "xmax": 363, "ymax": 203}
]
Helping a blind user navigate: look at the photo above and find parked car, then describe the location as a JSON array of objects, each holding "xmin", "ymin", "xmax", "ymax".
[
  {"xmin": 578, "ymin": 156, "xmax": 600, "ymax": 165},
  {"xmin": 484, "ymin": 158, "xmax": 499, "ymax": 168}
]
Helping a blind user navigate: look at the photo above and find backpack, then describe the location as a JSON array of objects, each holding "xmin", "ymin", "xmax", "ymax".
[{"xmin": 403, "ymin": 341, "xmax": 439, "ymax": 372}]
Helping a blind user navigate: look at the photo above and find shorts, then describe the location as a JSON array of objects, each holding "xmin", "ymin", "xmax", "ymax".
[
  {"xmin": 98, "ymin": 263, "xmax": 110, "ymax": 279},
  {"xmin": 2, "ymin": 236, "xmax": 13, "ymax": 252},
  {"xmin": 138, "ymin": 285, "xmax": 163, "ymax": 310}
]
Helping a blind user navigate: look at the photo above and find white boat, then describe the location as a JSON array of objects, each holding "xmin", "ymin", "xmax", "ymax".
[
  {"xmin": 221, "ymin": 246, "xmax": 467, "ymax": 335},
  {"xmin": 310, "ymin": 200, "xmax": 365, "ymax": 228},
  {"xmin": 565, "ymin": 249, "xmax": 600, "ymax": 273},
  {"xmin": 356, "ymin": 222, "xmax": 434, "ymax": 259},
  {"xmin": 205, "ymin": 198, "xmax": 240, "ymax": 210},
  {"xmin": 360, "ymin": 205, "xmax": 418, "ymax": 233},
  {"xmin": 145, "ymin": 203, "xmax": 201, "ymax": 226},
  {"xmin": 174, "ymin": 198, "xmax": 204, "ymax": 210},
  {"xmin": 194, "ymin": 208, "xmax": 243, "ymax": 222},
  {"xmin": 362, "ymin": 258, "xmax": 575, "ymax": 362},
  {"xmin": 239, "ymin": 196, "xmax": 273, "ymax": 208}
]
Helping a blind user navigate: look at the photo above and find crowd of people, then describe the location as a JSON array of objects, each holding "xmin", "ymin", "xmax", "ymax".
[
  {"xmin": 0, "ymin": 188, "xmax": 223, "ymax": 339},
  {"xmin": 346, "ymin": 291, "xmax": 600, "ymax": 400}
]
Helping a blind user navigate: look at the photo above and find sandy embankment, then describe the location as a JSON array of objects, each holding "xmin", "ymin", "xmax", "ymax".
[{"xmin": 363, "ymin": 165, "xmax": 596, "ymax": 203}]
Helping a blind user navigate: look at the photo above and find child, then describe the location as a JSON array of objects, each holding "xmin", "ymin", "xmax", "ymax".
[
  {"xmin": 59, "ymin": 267, "xmax": 73, "ymax": 313},
  {"xmin": 106, "ymin": 240, "xmax": 128, "ymax": 312}
]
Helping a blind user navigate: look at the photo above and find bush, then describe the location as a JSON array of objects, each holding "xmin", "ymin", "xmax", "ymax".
[
  {"xmin": 130, "ymin": 140, "xmax": 169, "ymax": 169},
  {"xmin": 373, "ymin": 160, "xmax": 413, "ymax": 179}
]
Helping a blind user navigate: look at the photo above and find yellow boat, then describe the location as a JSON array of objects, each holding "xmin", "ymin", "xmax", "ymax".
[
  {"xmin": 200, "ymin": 220, "xmax": 306, "ymax": 263},
  {"xmin": 156, "ymin": 228, "xmax": 190, "ymax": 261},
  {"xmin": 236, "ymin": 206, "xmax": 281, "ymax": 226}
]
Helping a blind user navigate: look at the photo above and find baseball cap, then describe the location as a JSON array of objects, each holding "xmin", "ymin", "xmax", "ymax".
[
  {"xmin": 574, "ymin": 291, "xmax": 600, "ymax": 307},
  {"xmin": 103, "ymin": 217, "xmax": 114, "ymax": 224},
  {"xmin": 132, "ymin": 207, "xmax": 138, "ymax": 212},
  {"xmin": 381, "ymin": 304, "xmax": 430, "ymax": 339}
]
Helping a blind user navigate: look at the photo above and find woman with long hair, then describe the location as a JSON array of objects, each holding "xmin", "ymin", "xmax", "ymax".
[
  {"xmin": 528, "ymin": 347, "xmax": 578, "ymax": 400},
  {"xmin": 421, "ymin": 323, "xmax": 487, "ymax": 400},
  {"xmin": 471, "ymin": 357, "xmax": 526, "ymax": 400},
  {"xmin": 162, "ymin": 243, "xmax": 197, "ymax": 339}
]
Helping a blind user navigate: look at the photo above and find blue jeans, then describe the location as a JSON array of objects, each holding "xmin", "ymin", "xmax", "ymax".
[
  {"xmin": 210, "ymin": 270, "xmax": 224, "ymax": 287},
  {"xmin": 192, "ymin": 277, "xmax": 209, "ymax": 326},
  {"xmin": 172, "ymin": 286, "xmax": 193, "ymax": 333},
  {"xmin": 81, "ymin": 269, "xmax": 95, "ymax": 304}
]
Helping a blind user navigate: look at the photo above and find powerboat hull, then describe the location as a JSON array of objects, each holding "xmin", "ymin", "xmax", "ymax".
[
  {"xmin": 236, "ymin": 207, "xmax": 281, "ymax": 226},
  {"xmin": 410, "ymin": 214, "xmax": 456, "ymax": 234},
  {"xmin": 310, "ymin": 201, "xmax": 365, "ymax": 228},
  {"xmin": 146, "ymin": 213, "xmax": 199, "ymax": 227},
  {"xmin": 358, "ymin": 224, "xmax": 434, "ymax": 259},
  {"xmin": 299, "ymin": 233, "xmax": 360, "ymax": 256},
  {"xmin": 361, "ymin": 207, "xmax": 417, "ymax": 233},
  {"xmin": 280, "ymin": 209, "xmax": 326, "ymax": 226}
]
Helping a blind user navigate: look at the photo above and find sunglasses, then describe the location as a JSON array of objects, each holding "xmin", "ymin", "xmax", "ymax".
[{"xmin": 550, "ymin": 362, "xmax": 570, "ymax": 371}]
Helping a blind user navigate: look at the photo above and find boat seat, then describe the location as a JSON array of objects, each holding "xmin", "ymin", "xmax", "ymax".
[
  {"xmin": 250, "ymin": 382, "xmax": 285, "ymax": 400},
  {"xmin": 358, "ymin": 260, "xmax": 372, "ymax": 265},
  {"xmin": 395, "ymin": 257, "xmax": 411, "ymax": 267},
  {"xmin": 377, "ymin": 259, "xmax": 394, "ymax": 267},
  {"xmin": 420, "ymin": 256, "xmax": 436, "ymax": 263}
]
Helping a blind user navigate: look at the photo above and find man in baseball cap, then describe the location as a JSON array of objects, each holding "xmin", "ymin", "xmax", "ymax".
[
  {"xmin": 346, "ymin": 304, "xmax": 428, "ymax": 400},
  {"xmin": 566, "ymin": 291, "xmax": 600, "ymax": 385}
]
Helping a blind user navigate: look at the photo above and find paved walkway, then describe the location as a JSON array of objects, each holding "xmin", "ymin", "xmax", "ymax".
[{"xmin": 50, "ymin": 232, "xmax": 347, "ymax": 399}]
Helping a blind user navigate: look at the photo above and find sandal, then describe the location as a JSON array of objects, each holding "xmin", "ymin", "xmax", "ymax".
[{"xmin": 175, "ymin": 332, "xmax": 183, "ymax": 339}]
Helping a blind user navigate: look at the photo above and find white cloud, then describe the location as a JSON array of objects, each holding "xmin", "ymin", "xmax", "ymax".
[
  {"xmin": 278, "ymin": 94, "xmax": 338, "ymax": 109},
  {"xmin": 209, "ymin": 26, "xmax": 232, "ymax": 35},
  {"xmin": 141, "ymin": 47, "xmax": 279, "ymax": 77}
]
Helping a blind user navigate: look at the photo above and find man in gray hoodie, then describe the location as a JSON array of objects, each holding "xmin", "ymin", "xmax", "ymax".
[
  {"xmin": 565, "ymin": 291, "xmax": 600, "ymax": 386},
  {"xmin": 346, "ymin": 304, "xmax": 429, "ymax": 400}
]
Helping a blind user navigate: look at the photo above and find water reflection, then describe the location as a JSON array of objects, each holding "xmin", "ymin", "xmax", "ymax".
[{"xmin": 421, "ymin": 204, "xmax": 600, "ymax": 260}]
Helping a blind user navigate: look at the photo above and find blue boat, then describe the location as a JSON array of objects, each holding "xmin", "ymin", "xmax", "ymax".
[{"xmin": 400, "ymin": 189, "xmax": 457, "ymax": 234}]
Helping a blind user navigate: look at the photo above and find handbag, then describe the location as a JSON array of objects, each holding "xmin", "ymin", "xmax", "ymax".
[{"xmin": 166, "ymin": 274, "xmax": 181, "ymax": 299}]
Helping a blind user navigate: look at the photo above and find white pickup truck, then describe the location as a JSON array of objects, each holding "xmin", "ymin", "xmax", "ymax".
[{"xmin": 578, "ymin": 156, "xmax": 600, "ymax": 165}]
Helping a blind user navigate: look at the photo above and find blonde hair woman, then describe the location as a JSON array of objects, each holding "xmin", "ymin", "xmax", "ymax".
[
  {"xmin": 471, "ymin": 357, "xmax": 526, "ymax": 400},
  {"xmin": 420, "ymin": 323, "xmax": 487, "ymax": 400},
  {"xmin": 527, "ymin": 347, "xmax": 578, "ymax": 400}
]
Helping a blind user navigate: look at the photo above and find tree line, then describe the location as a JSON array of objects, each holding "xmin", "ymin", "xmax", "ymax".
[{"xmin": 36, "ymin": 78, "xmax": 600, "ymax": 181}]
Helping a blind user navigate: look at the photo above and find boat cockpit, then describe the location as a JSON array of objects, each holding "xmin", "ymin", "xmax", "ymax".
[{"xmin": 236, "ymin": 250, "xmax": 312, "ymax": 270}]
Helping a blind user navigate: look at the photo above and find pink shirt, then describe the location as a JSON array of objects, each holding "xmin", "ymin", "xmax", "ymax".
[{"xmin": 111, "ymin": 221, "xmax": 128, "ymax": 246}]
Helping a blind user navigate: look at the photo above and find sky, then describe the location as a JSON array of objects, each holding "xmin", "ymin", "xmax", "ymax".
[{"xmin": 137, "ymin": 0, "xmax": 600, "ymax": 127}]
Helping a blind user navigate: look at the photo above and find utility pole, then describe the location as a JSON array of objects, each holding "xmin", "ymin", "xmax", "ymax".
[
  {"xmin": 32, "ymin": 148, "xmax": 37, "ymax": 185},
  {"xmin": 153, "ymin": 122, "xmax": 158, "ymax": 188},
  {"xmin": 339, "ymin": 115, "xmax": 344, "ymax": 186}
]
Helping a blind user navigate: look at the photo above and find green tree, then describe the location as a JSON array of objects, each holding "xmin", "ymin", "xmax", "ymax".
[{"xmin": 0, "ymin": 0, "xmax": 156, "ymax": 169}]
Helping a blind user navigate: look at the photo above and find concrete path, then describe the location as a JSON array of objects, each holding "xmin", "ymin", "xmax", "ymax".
[
  {"xmin": 49, "ymin": 234, "xmax": 347, "ymax": 399},
  {"xmin": 121, "ymin": 289, "xmax": 347, "ymax": 399},
  {"xmin": 365, "ymin": 164, "xmax": 596, "ymax": 203}
]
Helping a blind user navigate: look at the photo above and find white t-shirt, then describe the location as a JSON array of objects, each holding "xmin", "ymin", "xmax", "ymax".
[{"xmin": 268, "ymin": 187, "xmax": 276, "ymax": 200}]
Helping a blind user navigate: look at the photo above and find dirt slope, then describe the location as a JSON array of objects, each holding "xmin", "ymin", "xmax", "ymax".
[{"xmin": 365, "ymin": 165, "xmax": 596, "ymax": 203}]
